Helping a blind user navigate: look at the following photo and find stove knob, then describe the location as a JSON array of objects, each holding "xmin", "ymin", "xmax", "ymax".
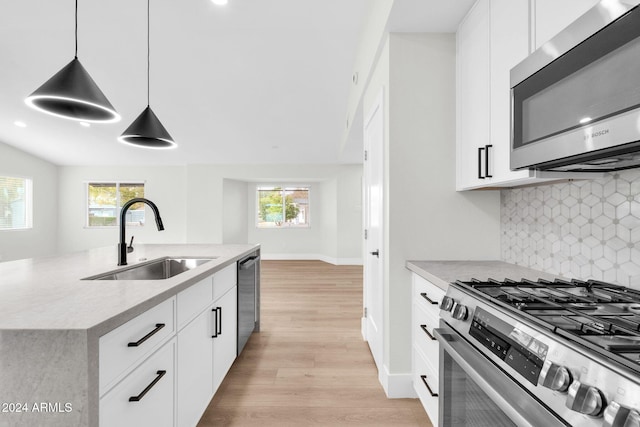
[
  {"xmin": 440, "ymin": 296, "xmax": 455, "ymax": 312},
  {"xmin": 452, "ymin": 303, "xmax": 469, "ymax": 321},
  {"xmin": 539, "ymin": 361, "xmax": 572, "ymax": 392},
  {"xmin": 566, "ymin": 381, "xmax": 605, "ymax": 416},
  {"xmin": 603, "ymin": 401, "xmax": 640, "ymax": 427}
]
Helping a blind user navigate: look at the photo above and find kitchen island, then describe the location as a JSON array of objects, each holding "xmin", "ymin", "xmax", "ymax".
[{"xmin": 0, "ymin": 243, "xmax": 259, "ymax": 427}]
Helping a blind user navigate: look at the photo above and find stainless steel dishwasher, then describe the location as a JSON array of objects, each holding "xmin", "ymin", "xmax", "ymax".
[{"xmin": 237, "ymin": 253, "xmax": 260, "ymax": 355}]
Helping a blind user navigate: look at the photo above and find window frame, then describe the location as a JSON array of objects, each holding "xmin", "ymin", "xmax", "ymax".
[
  {"xmin": 0, "ymin": 174, "xmax": 33, "ymax": 231},
  {"xmin": 85, "ymin": 181, "xmax": 146, "ymax": 229},
  {"xmin": 255, "ymin": 184, "xmax": 311, "ymax": 229}
]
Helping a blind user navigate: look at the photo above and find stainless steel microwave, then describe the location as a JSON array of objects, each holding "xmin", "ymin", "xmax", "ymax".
[{"xmin": 510, "ymin": 0, "xmax": 640, "ymax": 172}]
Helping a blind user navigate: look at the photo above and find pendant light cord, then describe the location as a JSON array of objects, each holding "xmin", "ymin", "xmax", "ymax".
[
  {"xmin": 74, "ymin": 0, "xmax": 78, "ymax": 58},
  {"xmin": 147, "ymin": 0, "xmax": 150, "ymax": 107}
]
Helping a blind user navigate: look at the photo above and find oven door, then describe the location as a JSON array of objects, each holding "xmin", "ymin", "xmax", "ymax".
[{"xmin": 435, "ymin": 323, "xmax": 567, "ymax": 427}]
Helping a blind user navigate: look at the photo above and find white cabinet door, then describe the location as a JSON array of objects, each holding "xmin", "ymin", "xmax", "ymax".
[
  {"xmin": 489, "ymin": 0, "xmax": 531, "ymax": 184},
  {"xmin": 456, "ymin": 0, "xmax": 490, "ymax": 190},
  {"xmin": 176, "ymin": 307, "xmax": 214, "ymax": 427},
  {"xmin": 100, "ymin": 339, "xmax": 175, "ymax": 427},
  {"xmin": 456, "ymin": 0, "xmax": 570, "ymax": 190},
  {"xmin": 533, "ymin": 0, "xmax": 600, "ymax": 50},
  {"xmin": 212, "ymin": 286, "xmax": 237, "ymax": 393}
]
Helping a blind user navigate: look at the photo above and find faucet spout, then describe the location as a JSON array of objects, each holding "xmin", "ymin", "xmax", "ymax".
[{"xmin": 118, "ymin": 198, "xmax": 164, "ymax": 266}]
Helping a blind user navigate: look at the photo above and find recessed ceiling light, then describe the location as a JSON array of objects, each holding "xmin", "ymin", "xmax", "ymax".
[
  {"xmin": 79, "ymin": 121, "xmax": 90, "ymax": 127},
  {"xmin": 14, "ymin": 121, "xmax": 26, "ymax": 128},
  {"xmin": 211, "ymin": 0, "xmax": 228, "ymax": 5}
]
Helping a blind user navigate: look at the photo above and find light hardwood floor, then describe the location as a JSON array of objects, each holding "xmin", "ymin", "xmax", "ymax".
[{"xmin": 197, "ymin": 260, "xmax": 432, "ymax": 426}]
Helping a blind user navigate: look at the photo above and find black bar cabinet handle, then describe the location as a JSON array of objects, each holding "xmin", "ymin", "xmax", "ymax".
[
  {"xmin": 420, "ymin": 324, "xmax": 437, "ymax": 341},
  {"xmin": 128, "ymin": 370, "xmax": 166, "ymax": 402},
  {"xmin": 128, "ymin": 323, "xmax": 165, "ymax": 347},
  {"xmin": 485, "ymin": 144, "xmax": 493, "ymax": 178},
  {"xmin": 217, "ymin": 306, "xmax": 223, "ymax": 336},
  {"xmin": 478, "ymin": 147, "xmax": 485, "ymax": 179},
  {"xmin": 420, "ymin": 292, "xmax": 438, "ymax": 305},
  {"xmin": 211, "ymin": 308, "xmax": 219, "ymax": 338},
  {"xmin": 420, "ymin": 375, "xmax": 438, "ymax": 397}
]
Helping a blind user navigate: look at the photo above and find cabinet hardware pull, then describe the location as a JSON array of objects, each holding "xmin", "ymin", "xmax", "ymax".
[
  {"xmin": 420, "ymin": 375, "xmax": 438, "ymax": 397},
  {"xmin": 420, "ymin": 292, "xmax": 438, "ymax": 305},
  {"xmin": 217, "ymin": 306, "xmax": 223, "ymax": 336},
  {"xmin": 485, "ymin": 144, "xmax": 493, "ymax": 178},
  {"xmin": 212, "ymin": 308, "xmax": 219, "ymax": 338},
  {"xmin": 128, "ymin": 370, "xmax": 166, "ymax": 402},
  {"xmin": 420, "ymin": 324, "xmax": 437, "ymax": 341},
  {"xmin": 370, "ymin": 250, "xmax": 379, "ymax": 257},
  {"xmin": 478, "ymin": 147, "xmax": 485, "ymax": 179},
  {"xmin": 127, "ymin": 323, "xmax": 165, "ymax": 347}
]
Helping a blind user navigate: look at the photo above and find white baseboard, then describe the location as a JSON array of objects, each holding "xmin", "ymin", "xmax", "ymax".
[
  {"xmin": 261, "ymin": 253, "xmax": 362, "ymax": 266},
  {"xmin": 379, "ymin": 364, "xmax": 417, "ymax": 399}
]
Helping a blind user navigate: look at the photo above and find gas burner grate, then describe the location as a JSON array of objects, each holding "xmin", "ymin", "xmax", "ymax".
[{"xmin": 456, "ymin": 277, "xmax": 640, "ymax": 367}]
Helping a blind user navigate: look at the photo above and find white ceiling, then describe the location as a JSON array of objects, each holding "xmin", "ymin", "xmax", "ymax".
[{"xmin": 0, "ymin": 0, "xmax": 474, "ymax": 166}]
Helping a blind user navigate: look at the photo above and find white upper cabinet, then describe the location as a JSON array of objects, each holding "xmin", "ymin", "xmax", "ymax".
[
  {"xmin": 456, "ymin": 0, "xmax": 491, "ymax": 191},
  {"xmin": 456, "ymin": 0, "xmax": 597, "ymax": 190},
  {"xmin": 533, "ymin": 0, "xmax": 601, "ymax": 50},
  {"xmin": 457, "ymin": 0, "xmax": 540, "ymax": 190}
]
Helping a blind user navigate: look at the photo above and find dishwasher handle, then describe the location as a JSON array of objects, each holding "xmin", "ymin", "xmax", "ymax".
[{"xmin": 239, "ymin": 256, "xmax": 259, "ymax": 270}]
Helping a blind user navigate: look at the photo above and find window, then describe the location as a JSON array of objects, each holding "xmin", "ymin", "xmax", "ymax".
[
  {"xmin": 87, "ymin": 182, "xmax": 145, "ymax": 227},
  {"xmin": 0, "ymin": 176, "xmax": 32, "ymax": 230},
  {"xmin": 256, "ymin": 185, "xmax": 310, "ymax": 228}
]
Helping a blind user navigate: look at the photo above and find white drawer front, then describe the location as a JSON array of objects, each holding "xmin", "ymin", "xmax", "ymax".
[
  {"xmin": 413, "ymin": 346, "xmax": 439, "ymax": 424},
  {"xmin": 177, "ymin": 275, "xmax": 213, "ymax": 329},
  {"xmin": 100, "ymin": 339, "xmax": 175, "ymax": 427},
  {"xmin": 213, "ymin": 263, "xmax": 237, "ymax": 301},
  {"xmin": 100, "ymin": 297, "xmax": 176, "ymax": 395},
  {"xmin": 413, "ymin": 303, "xmax": 439, "ymax": 378},
  {"xmin": 412, "ymin": 274, "xmax": 445, "ymax": 319}
]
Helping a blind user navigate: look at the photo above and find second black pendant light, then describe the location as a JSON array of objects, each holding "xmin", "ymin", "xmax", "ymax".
[{"xmin": 119, "ymin": 0, "xmax": 176, "ymax": 149}]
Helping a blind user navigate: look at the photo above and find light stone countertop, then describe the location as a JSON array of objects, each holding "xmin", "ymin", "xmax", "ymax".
[
  {"xmin": 406, "ymin": 260, "xmax": 562, "ymax": 291},
  {"xmin": 0, "ymin": 243, "xmax": 259, "ymax": 335}
]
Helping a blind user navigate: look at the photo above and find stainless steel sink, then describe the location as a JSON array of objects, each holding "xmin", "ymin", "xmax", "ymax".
[{"xmin": 83, "ymin": 257, "xmax": 217, "ymax": 280}]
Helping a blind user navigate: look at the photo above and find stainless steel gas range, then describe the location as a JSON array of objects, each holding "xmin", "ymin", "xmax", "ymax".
[{"xmin": 435, "ymin": 278, "xmax": 640, "ymax": 427}]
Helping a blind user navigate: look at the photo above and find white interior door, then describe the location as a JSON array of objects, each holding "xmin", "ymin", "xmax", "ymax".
[{"xmin": 363, "ymin": 90, "xmax": 384, "ymax": 371}]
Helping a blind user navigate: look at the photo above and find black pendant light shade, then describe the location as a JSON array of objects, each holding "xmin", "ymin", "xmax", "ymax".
[
  {"xmin": 118, "ymin": 106, "xmax": 176, "ymax": 149},
  {"xmin": 25, "ymin": 58, "xmax": 120, "ymax": 123},
  {"xmin": 119, "ymin": 0, "xmax": 177, "ymax": 149}
]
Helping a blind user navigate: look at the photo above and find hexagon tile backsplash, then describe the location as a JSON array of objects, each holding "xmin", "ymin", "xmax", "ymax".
[{"xmin": 501, "ymin": 169, "xmax": 640, "ymax": 288}]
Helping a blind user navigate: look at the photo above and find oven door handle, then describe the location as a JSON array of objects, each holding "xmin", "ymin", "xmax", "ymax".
[{"xmin": 435, "ymin": 327, "xmax": 566, "ymax": 427}]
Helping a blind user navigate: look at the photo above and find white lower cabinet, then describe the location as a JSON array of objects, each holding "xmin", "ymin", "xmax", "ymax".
[
  {"xmin": 411, "ymin": 273, "xmax": 445, "ymax": 425},
  {"xmin": 100, "ymin": 263, "xmax": 240, "ymax": 427},
  {"xmin": 176, "ymin": 285, "xmax": 237, "ymax": 427},
  {"xmin": 177, "ymin": 307, "xmax": 214, "ymax": 427},
  {"xmin": 100, "ymin": 338, "xmax": 176, "ymax": 427},
  {"xmin": 212, "ymin": 286, "xmax": 237, "ymax": 392}
]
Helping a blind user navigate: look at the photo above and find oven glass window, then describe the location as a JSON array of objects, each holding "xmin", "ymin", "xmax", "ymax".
[{"xmin": 441, "ymin": 351, "xmax": 517, "ymax": 427}]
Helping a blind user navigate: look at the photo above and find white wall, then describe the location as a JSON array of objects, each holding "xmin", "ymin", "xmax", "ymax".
[
  {"xmin": 336, "ymin": 166, "xmax": 363, "ymax": 262},
  {"xmin": 363, "ymin": 33, "xmax": 501, "ymax": 383},
  {"xmin": 34, "ymin": 162, "xmax": 361, "ymax": 263},
  {"xmin": 222, "ymin": 179, "xmax": 249, "ymax": 244},
  {"xmin": 57, "ymin": 165, "xmax": 188, "ymax": 254},
  {"xmin": 247, "ymin": 180, "xmax": 337, "ymax": 260},
  {"xmin": 0, "ymin": 141, "xmax": 58, "ymax": 261},
  {"xmin": 53, "ymin": 163, "xmax": 363, "ymax": 263}
]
